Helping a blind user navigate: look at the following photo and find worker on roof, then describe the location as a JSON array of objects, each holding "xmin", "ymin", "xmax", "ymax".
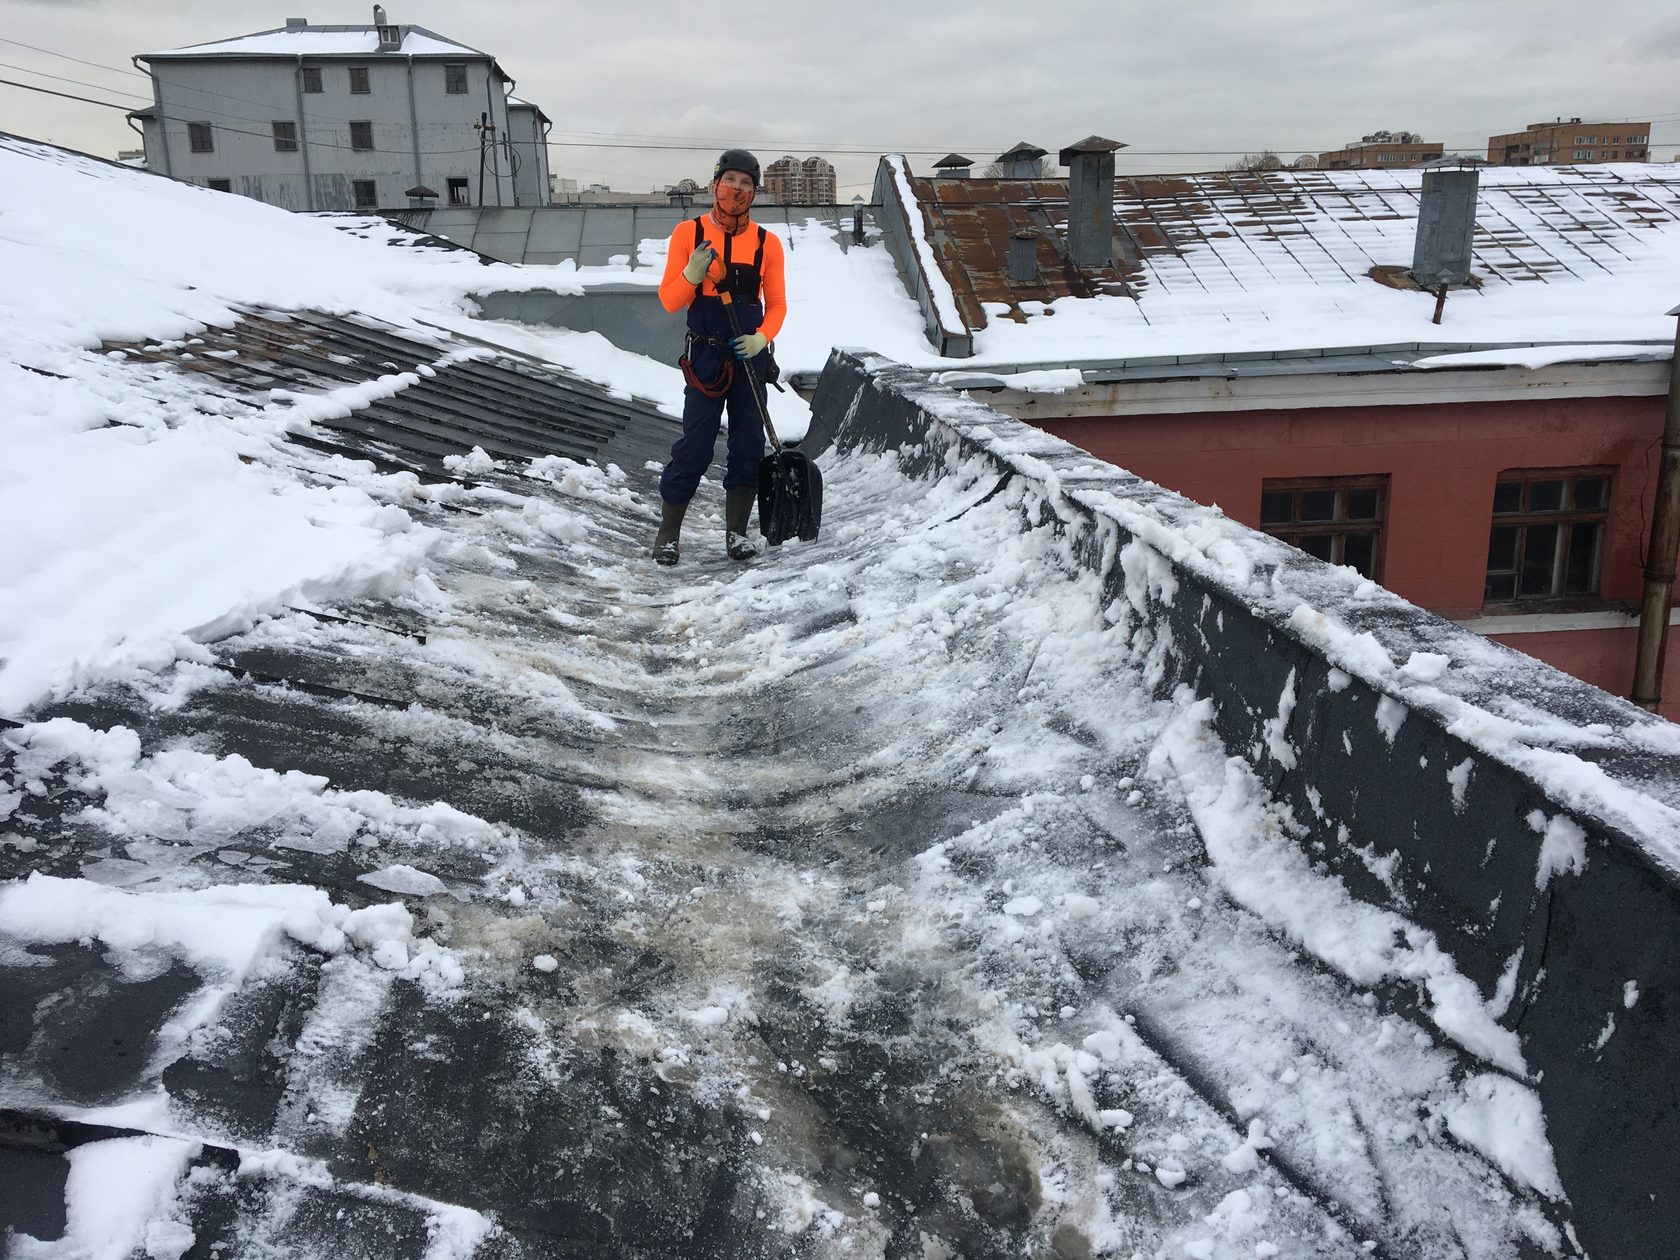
[{"xmin": 651, "ymin": 148, "xmax": 787, "ymax": 565}]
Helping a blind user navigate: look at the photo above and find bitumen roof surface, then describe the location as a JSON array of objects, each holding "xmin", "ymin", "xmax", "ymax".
[{"xmin": 0, "ymin": 314, "xmax": 1598, "ymax": 1259}]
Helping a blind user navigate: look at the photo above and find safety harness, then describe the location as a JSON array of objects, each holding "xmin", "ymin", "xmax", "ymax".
[{"xmin": 679, "ymin": 215, "xmax": 768, "ymax": 397}]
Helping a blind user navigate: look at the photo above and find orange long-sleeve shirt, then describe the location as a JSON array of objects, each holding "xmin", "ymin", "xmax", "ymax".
[{"xmin": 658, "ymin": 214, "xmax": 787, "ymax": 342}]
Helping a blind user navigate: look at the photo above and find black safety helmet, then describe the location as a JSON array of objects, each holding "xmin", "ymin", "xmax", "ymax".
[{"xmin": 712, "ymin": 148, "xmax": 761, "ymax": 187}]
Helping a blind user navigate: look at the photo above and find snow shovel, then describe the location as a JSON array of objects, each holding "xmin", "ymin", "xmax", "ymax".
[{"xmin": 718, "ymin": 289, "xmax": 822, "ymax": 546}]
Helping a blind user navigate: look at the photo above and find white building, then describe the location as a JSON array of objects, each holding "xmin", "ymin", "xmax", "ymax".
[{"xmin": 130, "ymin": 7, "xmax": 551, "ymax": 212}]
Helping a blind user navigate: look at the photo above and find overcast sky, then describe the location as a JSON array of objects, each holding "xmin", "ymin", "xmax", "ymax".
[{"xmin": 3, "ymin": 0, "xmax": 1676, "ymax": 196}]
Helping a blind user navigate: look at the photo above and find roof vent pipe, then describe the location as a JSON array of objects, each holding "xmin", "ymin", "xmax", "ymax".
[
  {"xmin": 373, "ymin": 5, "xmax": 388, "ymax": 23},
  {"xmin": 1059, "ymin": 135, "xmax": 1127, "ymax": 269},
  {"xmin": 995, "ymin": 142, "xmax": 1047, "ymax": 180},
  {"xmin": 1410, "ymin": 165, "xmax": 1479, "ymax": 289},
  {"xmin": 1007, "ymin": 229, "xmax": 1038, "ymax": 283}
]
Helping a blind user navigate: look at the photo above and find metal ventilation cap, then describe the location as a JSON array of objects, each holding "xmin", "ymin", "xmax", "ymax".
[
  {"xmin": 1058, "ymin": 135, "xmax": 1128, "ymax": 164},
  {"xmin": 1418, "ymin": 155, "xmax": 1489, "ymax": 169}
]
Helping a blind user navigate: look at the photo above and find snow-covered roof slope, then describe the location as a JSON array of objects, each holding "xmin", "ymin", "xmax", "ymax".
[
  {"xmin": 904, "ymin": 162, "xmax": 1680, "ymax": 362},
  {"xmin": 141, "ymin": 24, "xmax": 489, "ymax": 60},
  {"xmin": 2, "ymin": 131, "xmax": 1675, "ymax": 1258}
]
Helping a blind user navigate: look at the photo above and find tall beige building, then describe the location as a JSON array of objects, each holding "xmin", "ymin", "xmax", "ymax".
[
  {"xmin": 763, "ymin": 155, "xmax": 837, "ymax": 204},
  {"xmin": 1487, "ymin": 119, "xmax": 1651, "ymax": 165}
]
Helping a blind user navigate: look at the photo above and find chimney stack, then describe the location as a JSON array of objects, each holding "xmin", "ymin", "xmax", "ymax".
[
  {"xmin": 285, "ymin": 17, "xmax": 308, "ymax": 28},
  {"xmin": 1059, "ymin": 135, "xmax": 1127, "ymax": 269},
  {"xmin": 373, "ymin": 5, "xmax": 388, "ymax": 23},
  {"xmin": 995, "ymin": 141, "xmax": 1047, "ymax": 180},
  {"xmin": 1410, "ymin": 161, "xmax": 1480, "ymax": 289},
  {"xmin": 1008, "ymin": 230, "xmax": 1039, "ymax": 283},
  {"xmin": 934, "ymin": 153, "xmax": 974, "ymax": 180}
]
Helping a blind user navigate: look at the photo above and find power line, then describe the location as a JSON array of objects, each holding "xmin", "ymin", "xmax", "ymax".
[
  {"xmin": 0, "ymin": 35, "xmax": 151, "ymax": 80},
  {"xmin": 0, "ymin": 76, "xmax": 492, "ymax": 155},
  {"xmin": 0, "ymin": 60, "xmax": 149, "ymax": 102},
  {"xmin": 0, "ymin": 76, "xmax": 133, "ymax": 111}
]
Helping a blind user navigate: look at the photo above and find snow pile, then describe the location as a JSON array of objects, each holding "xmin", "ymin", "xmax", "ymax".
[{"xmin": 0, "ymin": 135, "xmax": 674, "ymax": 714}]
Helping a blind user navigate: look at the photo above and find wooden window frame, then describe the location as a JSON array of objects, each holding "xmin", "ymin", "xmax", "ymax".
[
  {"xmin": 1484, "ymin": 467, "xmax": 1613, "ymax": 607},
  {"xmin": 1259, "ymin": 474, "xmax": 1388, "ymax": 582},
  {"xmin": 187, "ymin": 121, "xmax": 214, "ymax": 153},
  {"xmin": 348, "ymin": 65, "xmax": 371, "ymax": 94},
  {"xmin": 300, "ymin": 65, "xmax": 323, "ymax": 94},
  {"xmin": 271, "ymin": 120, "xmax": 298, "ymax": 152},
  {"xmin": 446, "ymin": 177, "xmax": 471, "ymax": 206},
  {"xmin": 349, "ymin": 120, "xmax": 374, "ymax": 152},
  {"xmin": 206, "ymin": 178, "xmax": 231, "ymax": 193},
  {"xmin": 444, "ymin": 63, "xmax": 468, "ymax": 94},
  {"xmin": 352, "ymin": 179, "xmax": 378, "ymax": 209}
]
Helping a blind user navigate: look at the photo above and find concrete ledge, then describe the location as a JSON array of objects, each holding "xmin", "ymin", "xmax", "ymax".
[
  {"xmin": 808, "ymin": 347, "xmax": 1680, "ymax": 1258},
  {"xmin": 473, "ymin": 286, "xmax": 682, "ymax": 365}
]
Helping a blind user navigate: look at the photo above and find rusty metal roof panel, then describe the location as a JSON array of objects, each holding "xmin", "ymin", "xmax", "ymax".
[{"xmin": 906, "ymin": 164, "xmax": 1680, "ymax": 320}]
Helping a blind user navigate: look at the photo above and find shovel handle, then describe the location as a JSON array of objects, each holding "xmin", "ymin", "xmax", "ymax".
[{"xmin": 718, "ymin": 289, "xmax": 782, "ymax": 452}]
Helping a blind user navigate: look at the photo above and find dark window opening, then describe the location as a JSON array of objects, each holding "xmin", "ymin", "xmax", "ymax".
[
  {"xmin": 349, "ymin": 66, "xmax": 370, "ymax": 94},
  {"xmin": 1484, "ymin": 469, "xmax": 1611, "ymax": 604},
  {"xmin": 353, "ymin": 179, "xmax": 378, "ymax": 209},
  {"xmin": 272, "ymin": 120, "xmax": 298, "ymax": 152},
  {"xmin": 188, "ymin": 122, "xmax": 214, "ymax": 152},
  {"xmin": 445, "ymin": 63, "xmax": 468, "ymax": 94},
  {"xmin": 1260, "ymin": 475, "xmax": 1388, "ymax": 581},
  {"xmin": 349, "ymin": 120, "xmax": 374, "ymax": 151},
  {"xmin": 447, "ymin": 177, "xmax": 471, "ymax": 205},
  {"xmin": 207, "ymin": 178, "xmax": 231, "ymax": 192},
  {"xmin": 301, "ymin": 66, "xmax": 322, "ymax": 93}
]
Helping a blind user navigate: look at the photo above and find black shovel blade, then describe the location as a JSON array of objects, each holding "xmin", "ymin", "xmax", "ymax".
[{"xmin": 757, "ymin": 449, "xmax": 823, "ymax": 546}]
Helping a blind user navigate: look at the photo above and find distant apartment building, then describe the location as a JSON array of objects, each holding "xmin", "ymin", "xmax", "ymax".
[
  {"xmin": 1486, "ymin": 119, "xmax": 1651, "ymax": 165},
  {"xmin": 1317, "ymin": 130, "xmax": 1443, "ymax": 170},
  {"xmin": 130, "ymin": 7, "xmax": 551, "ymax": 212},
  {"xmin": 763, "ymin": 155, "xmax": 837, "ymax": 205}
]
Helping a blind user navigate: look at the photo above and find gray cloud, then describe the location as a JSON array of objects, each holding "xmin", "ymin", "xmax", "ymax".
[{"xmin": 1, "ymin": 0, "xmax": 1673, "ymax": 190}]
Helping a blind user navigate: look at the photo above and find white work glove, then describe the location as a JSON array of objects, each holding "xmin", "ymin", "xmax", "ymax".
[
  {"xmin": 681, "ymin": 244, "xmax": 716, "ymax": 285},
  {"xmin": 731, "ymin": 331, "xmax": 768, "ymax": 360}
]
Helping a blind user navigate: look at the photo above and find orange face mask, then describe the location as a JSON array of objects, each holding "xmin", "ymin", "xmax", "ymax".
[{"xmin": 714, "ymin": 179, "xmax": 754, "ymax": 220}]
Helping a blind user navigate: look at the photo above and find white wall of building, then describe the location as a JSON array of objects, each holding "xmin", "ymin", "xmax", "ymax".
[{"xmin": 141, "ymin": 53, "xmax": 529, "ymax": 211}]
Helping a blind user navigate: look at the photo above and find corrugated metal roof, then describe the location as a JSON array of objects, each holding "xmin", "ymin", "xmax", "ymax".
[
  {"xmin": 99, "ymin": 309, "xmax": 673, "ymax": 478},
  {"xmin": 905, "ymin": 164, "xmax": 1680, "ymax": 325}
]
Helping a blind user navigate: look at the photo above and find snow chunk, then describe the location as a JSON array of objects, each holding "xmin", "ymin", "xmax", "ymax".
[
  {"xmin": 1375, "ymin": 696, "xmax": 1408, "ymax": 745},
  {"xmin": 1447, "ymin": 758, "xmax": 1473, "ymax": 811},
  {"xmin": 1445, "ymin": 1074, "xmax": 1563, "ymax": 1199},
  {"xmin": 57, "ymin": 1134, "xmax": 198, "ymax": 1260},
  {"xmin": 358, "ymin": 864, "xmax": 447, "ymax": 897},
  {"xmin": 1528, "ymin": 811, "xmax": 1588, "ymax": 890},
  {"xmin": 532, "ymin": 954, "xmax": 559, "ymax": 973},
  {"xmin": 1220, "ymin": 1118, "xmax": 1275, "ymax": 1174},
  {"xmin": 1401, "ymin": 651, "xmax": 1450, "ymax": 682},
  {"xmin": 1002, "ymin": 895, "xmax": 1043, "ymax": 917}
]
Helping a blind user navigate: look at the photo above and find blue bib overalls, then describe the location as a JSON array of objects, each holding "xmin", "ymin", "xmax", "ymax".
[{"xmin": 659, "ymin": 223, "xmax": 773, "ymax": 506}]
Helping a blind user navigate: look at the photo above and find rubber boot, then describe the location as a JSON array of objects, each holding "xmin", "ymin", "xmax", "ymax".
[
  {"xmin": 725, "ymin": 487, "xmax": 759, "ymax": 561},
  {"xmin": 651, "ymin": 499, "xmax": 687, "ymax": 565}
]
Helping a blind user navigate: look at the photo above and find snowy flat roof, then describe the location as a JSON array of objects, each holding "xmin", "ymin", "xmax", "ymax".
[
  {"xmin": 7, "ymin": 131, "xmax": 1680, "ymax": 1256},
  {"xmin": 141, "ymin": 24, "xmax": 490, "ymax": 60}
]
